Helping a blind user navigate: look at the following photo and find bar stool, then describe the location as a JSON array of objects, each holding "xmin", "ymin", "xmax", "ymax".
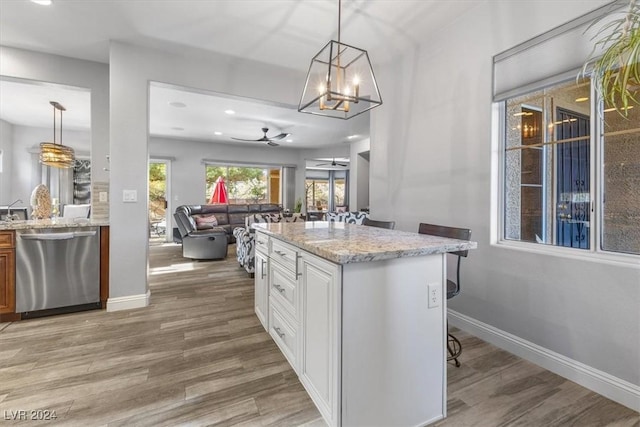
[
  {"xmin": 418, "ymin": 223, "xmax": 471, "ymax": 367},
  {"xmin": 362, "ymin": 218, "xmax": 396, "ymax": 229}
]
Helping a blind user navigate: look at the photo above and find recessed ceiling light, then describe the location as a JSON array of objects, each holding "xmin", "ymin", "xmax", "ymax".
[
  {"xmin": 347, "ymin": 135, "xmax": 358, "ymax": 139},
  {"xmin": 224, "ymin": 109, "xmax": 235, "ymax": 115},
  {"xmin": 286, "ymin": 139, "xmax": 293, "ymax": 143},
  {"xmin": 171, "ymin": 127, "xmax": 184, "ymax": 131},
  {"xmin": 214, "ymin": 131, "xmax": 223, "ymax": 136},
  {"xmin": 31, "ymin": 0, "xmax": 52, "ymax": 5},
  {"xmin": 169, "ymin": 101, "xmax": 187, "ymax": 108},
  {"xmin": 575, "ymin": 97, "xmax": 589, "ymax": 102}
]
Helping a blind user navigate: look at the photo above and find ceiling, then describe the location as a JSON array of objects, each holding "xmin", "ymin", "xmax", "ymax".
[{"xmin": 0, "ymin": 0, "xmax": 477, "ymax": 149}]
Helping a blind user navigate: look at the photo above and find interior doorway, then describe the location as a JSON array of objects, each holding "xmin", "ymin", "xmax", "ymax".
[{"xmin": 148, "ymin": 159, "xmax": 171, "ymax": 243}]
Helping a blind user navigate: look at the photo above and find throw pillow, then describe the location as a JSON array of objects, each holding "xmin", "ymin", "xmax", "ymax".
[{"xmin": 195, "ymin": 214, "xmax": 218, "ymax": 229}]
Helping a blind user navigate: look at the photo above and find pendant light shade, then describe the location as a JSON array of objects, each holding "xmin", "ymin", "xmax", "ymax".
[
  {"xmin": 40, "ymin": 101, "xmax": 75, "ymax": 168},
  {"xmin": 298, "ymin": 0, "xmax": 382, "ymax": 119}
]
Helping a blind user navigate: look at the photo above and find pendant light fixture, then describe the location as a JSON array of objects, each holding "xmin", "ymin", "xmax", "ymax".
[
  {"xmin": 40, "ymin": 101, "xmax": 75, "ymax": 168},
  {"xmin": 298, "ymin": 0, "xmax": 382, "ymax": 119}
]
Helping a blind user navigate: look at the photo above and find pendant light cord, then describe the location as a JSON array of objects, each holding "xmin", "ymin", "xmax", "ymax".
[
  {"xmin": 338, "ymin": 0, "xmax": 341, "ymax": 43},
  {"xmin": 50, "ymin": 101, "xmax": 65, "ymax": 146},
  {"xmin": 52, "ymin": 103, "xmax": 56, "ymax": 144}
]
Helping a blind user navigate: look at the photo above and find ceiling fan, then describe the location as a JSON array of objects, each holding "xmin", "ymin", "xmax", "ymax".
[
  {"xmin": 315, "ymin": 158, "xmax": 348, "ymax": 167},
  {"xmin": 231, "ymin": 127, "xmax": 290, "ymax": 147}
]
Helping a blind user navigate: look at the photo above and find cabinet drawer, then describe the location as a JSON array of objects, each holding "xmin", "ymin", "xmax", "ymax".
[
  {"xmin": 0, "ymin": 232, "xmax": 15, "ymax": 249},
  {"xmin": 269, "ymin": 301, "xmax": 298, "ymax": 370},
  {"xmin": 255, "ymin": 232, "xmax": 269, "ymax": 255},
  {"xmin": 270, "ymin": 261, "xmax": 297, "ymax": 317},
  {"xmin": 270, "ymin": 239, "xmax": 299, "ymax": 273}
]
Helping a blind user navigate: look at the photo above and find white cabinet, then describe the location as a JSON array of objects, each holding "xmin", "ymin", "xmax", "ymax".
[
  {"xmin": 268, "ymin": 298, "xmax": 299, "ymax": 369},
  {"xmin": 254, "ymin": 250, "xmax": 268, "ymax": 330},
  {"xmin": 299, "ymin": 251, "xmax": 341, "ymax": 427},
  {"xmin": 254, "ymin": 230, "xmax": 447, "ymax": 427}
]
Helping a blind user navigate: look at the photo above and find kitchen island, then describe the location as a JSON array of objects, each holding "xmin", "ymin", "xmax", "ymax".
[
  {"xmin": 0, "ymin": 218, "xmax": 109, "ymax": 322},
  {"xmin": 253, "ymin": 221, "xmax": 477, "ymax": 427}
]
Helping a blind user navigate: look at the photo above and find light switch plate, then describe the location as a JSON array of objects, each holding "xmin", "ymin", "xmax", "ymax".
[{"xmin": 123, "ymin": 189, "xmax": 137, "ymax": 203}]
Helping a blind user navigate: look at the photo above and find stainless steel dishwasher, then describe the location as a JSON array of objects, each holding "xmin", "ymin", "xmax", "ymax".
[{"xmin": 16, "ymin": 227, "xmax": 101, "ymax": 316}]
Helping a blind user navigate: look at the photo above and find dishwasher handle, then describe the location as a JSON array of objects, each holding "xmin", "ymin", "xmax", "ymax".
[
  {"xmin": 20, "ymin": 230, "xmax": 97, "ymax": 241},
  {"xmin": 73, "ymin": 230, "xmax": 97, "ymax": 237}
]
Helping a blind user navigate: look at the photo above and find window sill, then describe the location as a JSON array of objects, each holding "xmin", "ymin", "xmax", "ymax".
[{"xmin": 492, "ymin": 240, "xmax": 640, "ymax": 269}]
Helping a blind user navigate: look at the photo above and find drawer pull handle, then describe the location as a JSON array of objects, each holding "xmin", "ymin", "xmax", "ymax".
[
  {"xmin": 273, "ymin": 284, "xmax": 286, "ymax": 293},
  {"xmin": 274, "ymin": 327, "xmax": 285, "ymax": 339},
  {"xmin": 261, "ymin": 259, "xmax": 267, "ymax": 279},
  {"xmin": 257, "ymin": 240, "xmax": 266, "ymax": 245},
  {"xmin": 274, "ymin": 250, "xmax": 287, "ymax": 257}
]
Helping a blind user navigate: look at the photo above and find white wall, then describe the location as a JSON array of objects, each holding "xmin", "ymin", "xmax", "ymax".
[
  {"xmin": 109, "ymin": 41, "xmax": 308, "ymax": 301},
  {"xmin": 0, "ymin": 119, "xmax": 13, "ymax": 205},
  {"xmin": 349, "ymin": 138, "xmax": 370, "ymax": 212},
  {"xmin": 370, "ymin": 0, "xmax": 639, "ymax": 397}
]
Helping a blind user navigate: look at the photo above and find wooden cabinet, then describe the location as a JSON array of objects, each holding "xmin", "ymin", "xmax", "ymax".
[
  {"xmin": 0, "ymin": 231, "xmax": 16, "ymax": 316},
  {"xmin": 299, "ymin": 251, "xmax": 341, "ymax": 427},
  {"xmin": 254, "ymin": 250, "xmax": 268, "ymax": 330}
]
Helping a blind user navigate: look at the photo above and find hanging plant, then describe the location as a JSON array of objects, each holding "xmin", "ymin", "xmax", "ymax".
[{"xmin": 583, "ymin": 0, "xmax": 640, "ymax": 116}]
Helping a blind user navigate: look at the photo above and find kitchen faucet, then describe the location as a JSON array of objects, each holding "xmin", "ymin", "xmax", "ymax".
[{"xmin": 6, "ymin": 199, "xmax": 22, "ymax": 221}]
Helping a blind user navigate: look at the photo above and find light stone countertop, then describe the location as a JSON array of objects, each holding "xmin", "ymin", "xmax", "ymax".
[
  {"xmin": 254, "ymin": 221, "xmax": 477, "ymax": 264},
  {"xmin": 0, "ymin": 218, "xmax": 109, "ymax": 230}
]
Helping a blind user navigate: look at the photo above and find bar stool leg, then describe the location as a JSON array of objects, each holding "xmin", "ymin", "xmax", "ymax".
[{"xmin": 447, "ymin": 322, "xmax": 462, "ymax": 367}]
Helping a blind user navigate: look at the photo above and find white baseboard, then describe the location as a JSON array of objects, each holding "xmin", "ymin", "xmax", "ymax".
[
  {"xmin": 449, "ymin": 310, "xmax": 640, "ymax": 412},
  {"xmin": 107, "ymin": 290, "xmax": 150, "ymax": 312}
]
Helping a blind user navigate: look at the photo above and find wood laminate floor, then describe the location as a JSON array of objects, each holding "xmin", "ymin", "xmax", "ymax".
[{"xmin": 0, "ymin": 244, "xmax": 638, "ymax": 426}]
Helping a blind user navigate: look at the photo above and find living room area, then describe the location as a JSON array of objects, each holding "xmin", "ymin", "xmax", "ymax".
[{"xmin": 145, "ymin": 81, "xmax": 371, "ymax": 250}]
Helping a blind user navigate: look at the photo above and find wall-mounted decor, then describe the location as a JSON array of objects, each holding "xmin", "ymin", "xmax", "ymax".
[{"xmin": 73, "ymin": 159, "xmax": 91, "ymax": 204}]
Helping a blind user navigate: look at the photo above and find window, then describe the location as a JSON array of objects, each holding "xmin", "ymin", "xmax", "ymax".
[
  {"xmin": 500, "ymin": 77, "xmax": 639, "ymax": 256},
  {"xmin": 334, "ymin": 172, "xmax": 347, "ymax": 208},
  {"xmin": 305, "ymin": 178, "xmax": 329, "ymax": 211},
  {"xmin": 205, "ymin": 165, "xmax": 280, "ymax": 204},
  {"xmin": 305, "ymin": 169, "xmax": 349, "ymax": 212}
]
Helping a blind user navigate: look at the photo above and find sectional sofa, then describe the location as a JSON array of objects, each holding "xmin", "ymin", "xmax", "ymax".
[{"xmin": 174, "ymin": 203, "xmax": 282, "ymax": 243}]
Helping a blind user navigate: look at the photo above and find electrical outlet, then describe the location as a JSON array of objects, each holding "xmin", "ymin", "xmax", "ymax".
[
  {"xmin": 428, "ymin": 283, "xmax": 440, "ymax": 308},
  {"xmin": 99, "ymin": 191, "xmax": 108, "ymax": 202}
]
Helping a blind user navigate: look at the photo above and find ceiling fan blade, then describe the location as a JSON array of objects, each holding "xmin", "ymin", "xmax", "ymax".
[
  {"xmin": 267, "ymin": 141, "xmax": 279, "ymax": 147},
  {"xmin": 269, "ymin": 132, "xmax": 290, "ymax": 141},
  {"xmin": 231, "ymin": 137, "xmax": 260, "ymax": 142}
]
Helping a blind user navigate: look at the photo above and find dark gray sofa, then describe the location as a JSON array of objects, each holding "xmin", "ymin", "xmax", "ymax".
[{"xmin": 174, "ymin": 203, "xmax": 282, "ymax": 244}]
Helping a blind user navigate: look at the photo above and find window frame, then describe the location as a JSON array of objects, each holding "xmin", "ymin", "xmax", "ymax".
[{"xmin": 494, "ymin": 73, "xmax": 639, "ymax": 267}]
